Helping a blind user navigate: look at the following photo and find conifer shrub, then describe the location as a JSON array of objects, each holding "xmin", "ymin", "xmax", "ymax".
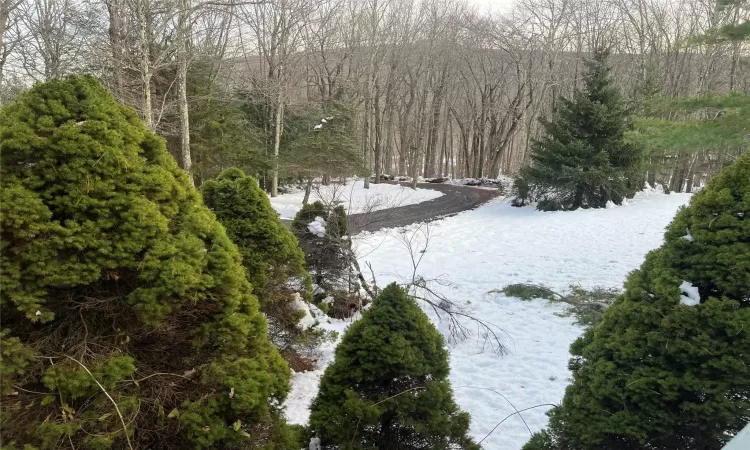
[
  {"xmin": 526, "ymin": 152, "xmax": 750, "ymax": 449},
  {"xmin": 308, "ymin": 283, "xmax": 480, "ymax": 449},
  {"xmin": 291, "ymin": 202, "xmax": 360, "ymax": 316},
  {"xmin": 0, "ymin": 76, "xmax": 291, "ymax": 449},
  {"xmin": 201, "ymin": 168, "xmax": 323, "ymax": 360}
]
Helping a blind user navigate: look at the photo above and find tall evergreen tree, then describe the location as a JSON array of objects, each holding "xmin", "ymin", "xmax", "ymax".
[
  {"xmin": 0, "ymin": 77, "xmax": 294, "ymax": 449},
  {"xmin": 700, "ymin": 0, "xmax": 750, "ymax": 44},
  {"xmin": 308, "ymin": 283, "xmax": 480, "ymax": 449},
  {"xmin": 201, "ymin": 168, "xmax": 319, "ymax": 358},
  {"xmin": 525, "ymin": 152, "xmax": 750, "ymax": 450},
  {"xmin": 185, "ymin": 69, "xmax": 268, "ymax": 185},
  {"xmin": 238, "ymin": 92, "xmax": 365, "ymax": 191},
  {"xmin": 519, "ymin": 48, "xmax": 643, "ymax": 211},
  {"xmin": 281, "ymin": 101, "xmax": 366, "ymax": 181}
]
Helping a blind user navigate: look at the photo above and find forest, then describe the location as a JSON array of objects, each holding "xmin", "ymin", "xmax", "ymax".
[{"xmin": 1, "ymin": 0, "xmax": 748, "ymax": 193}]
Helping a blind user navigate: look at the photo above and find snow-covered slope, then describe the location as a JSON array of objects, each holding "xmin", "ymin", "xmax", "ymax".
[
  {"xmin": 269, "ymin": 179, "xmax": 443, "ymax": 219},
  {"xmin": 284, "ymin": 188, "xmax": 692, "ymax": 449}
]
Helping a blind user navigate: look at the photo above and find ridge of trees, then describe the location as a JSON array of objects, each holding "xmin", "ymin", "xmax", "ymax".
[{"xmin": 1, "ymin": 0, "xmax": 747, "ymax": 192}]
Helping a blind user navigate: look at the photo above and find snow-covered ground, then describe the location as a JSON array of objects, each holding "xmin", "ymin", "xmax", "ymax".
[
  {"xmin": 269, "ymin": 179, "xmax": 443, "ymax": 219},
  {"xmin": 284, "ymin": 187, "xmax": 692, "ymax": 449},
  {"xmin": 284, "ymin": 305, "xmax": 357, "ymax": 426}
]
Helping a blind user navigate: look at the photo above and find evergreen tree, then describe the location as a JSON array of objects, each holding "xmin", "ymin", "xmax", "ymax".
[
  {"xmin": 238, "ymin": 91, "xmax": 365, "ymax": 191},
  {"xmin": 155, "ymin": 59, "xmax": 269, "ymax": 185},
  {"xmin": 202, "ymin": 168, "xmax": 308, "ymax": 297},
  {"xmin": 308, "ymin": 283, "xmax": 480, "ymax": 449},
  {"xmin": 186, "ymin": 71, "xmax": 268, "ymax": 184},
  {"xmin": 201, "ymin": 168, "xmax": 319, "ymax": 358},
  {"xmin": 699, "ymin": 0, "xmax": 750, "ymax": 44},
  {"xmin": 0, "ymin": 77, "xmax": 293, "ymax": 449},
  {"xmin": 525, "ymin": 152, "xmax": 750, "ymax": 449},
  {"xmin": 519, "ymin": 48, "xmax": 643, "ymax": 211},
  {"xmin": 291, "ymin": 202, "xmax": 351, "ymax": 295},
  {"xmin": 281, "ymin": 101, "xmax": 366, "ymax": 181}
]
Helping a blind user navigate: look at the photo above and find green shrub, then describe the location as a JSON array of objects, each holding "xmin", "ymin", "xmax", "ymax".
[
  {"xmin": 291, "ymin": 201, "xmax": 360, "ymax": 315},
  {"xmin": 201, "ymin": 168, "xmax": 321, "ymax": 356},
  {"xmin": 308, "ymin": 283, "xmax": 480, "ymax": 449},
  {"xmin": 522, "ymin": 430, "xmax": 555, "ymax": 450},
  {"xmin": 530, "ymin": 152, "xmax": 750, "ymax": 449},
  {"xmin": 0, "ymin": 76, "xmax": 290, "ymax": 449}
]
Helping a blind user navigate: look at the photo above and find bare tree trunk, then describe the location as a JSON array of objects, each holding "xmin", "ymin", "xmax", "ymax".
[
  {"xmin": 105, "ymin": 0, "xmax": 124, "ymax": 99},
  {"xmin": 683, "ymin": 153, "xmax": 698, "ymax": 193},
  {"xmin": 439, "ymin": 107, "xmax": 448, "ymax": 176},
  {"xmin": 424, "ymin": 66, "xmax": 447, "ymax": 178},
  {"xmin": 382, "ymin": 73, "xmax": 395, "ymax": 177},
  {"xmin": 177, "ymin": 0, "xmax": 193, "ymax": 185},
  {"xmin": 411, "ymin": 86, "xmax": 429, "ymax": 189},
  {"xmin": 1, "ymin": 0, "xmax": 24, "ymax": 88},
  {"xmin": 0, "ymin": 1, "xmax": 11, "ymax": 85},
  {"xmin": 271, "ymin": 86, "xmax": 284, "ymax": 197},
  {"xmin": 302, "ymin": 177, "xmax": 313, "ymax": 204},
  {"xmin": 373, "ymin": 79, "xmax": 382, "ymax": 184},
  {"xmin": 137, "ymin": 0, "xmax": 153, "ymax": 130},
  {"xmin": 362, "ymin": 96, "xmax": 371, "ymax": 189}
]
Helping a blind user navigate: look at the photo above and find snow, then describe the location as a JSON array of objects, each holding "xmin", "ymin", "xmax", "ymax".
[
  {"xmin": 307, "ymin": 216, "xmax": 327, "ymax": 237},
  {"xmin": 284, "ymin": 304, "xmax": 359, "ymax": 426},
  {"xmin": 681, "ymin": 228, "xmax": 694, "ymax": 242},
  {"xmin": 679, "ymin": 280, "xmax": 701, "ymax": 306},
  {"xmin": 283, "ymin": 188, "xmax": 692, "ymax": 449},
  {"xmin": 308, "ymin": 437, "xmax": 321, "ymax": 450},
  {"xmin": 313, "ymin": 124, "xmax": 323, "ymax": 130},
  {"xmin": 269, "ymin": 179, "xmax": 444, "ymax": 219},
  {"xmin": 312, "ymin": 284, "xmax": 325, "ymax": 296},
  {"xmin": 292, "ymin": 293, "xmax": 318, "ymax": 330}
]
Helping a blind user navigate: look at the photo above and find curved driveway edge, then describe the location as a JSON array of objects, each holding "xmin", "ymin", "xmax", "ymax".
[{"xmin": 347, "ymin": 183, "xmax": 501, "ymax": 234}]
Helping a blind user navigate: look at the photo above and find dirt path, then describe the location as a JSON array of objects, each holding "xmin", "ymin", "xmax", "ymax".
[{"xmin": 346, "ymin": 183, "xmax": 500, "ymax": 234}]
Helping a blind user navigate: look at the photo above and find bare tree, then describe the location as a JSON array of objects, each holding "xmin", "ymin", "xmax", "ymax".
[
  {"xmin": 242, "ymin": 0, "xmax": 311, "ymax": 196},
  {"xmin": 15, "ymin": 0, "xmax": 95, "ymax": 81},
  {"xmin": 177, "ymin": 0, "xmax": 192, "ymax": 184},
  {"xmin": 0, "ymin": 0, "xmax": 23, "ymax": 86}
]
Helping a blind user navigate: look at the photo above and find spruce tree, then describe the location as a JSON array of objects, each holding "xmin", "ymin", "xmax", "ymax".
[
  {"xmin": 519, "ymin": 48, "xmax": 643, "ymax": 211},
  {"xmin": 291, "ymin": 202, "xmax": 351, "ymax": 296},
  {"xmin": 700, "ymin": 0, "xmax": 750, "ymax": 44},
  {"xmin": 281, "ymin": 101, "xmax": 366, "ymax": 181},
  {"xmin": 308, "ymin": 283, "xmax": 479, "ymax": 449},
  {"xmin": 525, "ymin": 152, "xmax": 750, "ymax": 449},
  {"xmin": 201, "ymin": 168, "xmax": 318, "ymax": 357},
  {"xmin": 0, "ymin": 77, "xmax": 293, "ymax": 449}
]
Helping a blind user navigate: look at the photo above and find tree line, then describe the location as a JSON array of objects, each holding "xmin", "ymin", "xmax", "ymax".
[{"xmin": 1, "ymin": 0, "xmax": 748, "ymax": 193}]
